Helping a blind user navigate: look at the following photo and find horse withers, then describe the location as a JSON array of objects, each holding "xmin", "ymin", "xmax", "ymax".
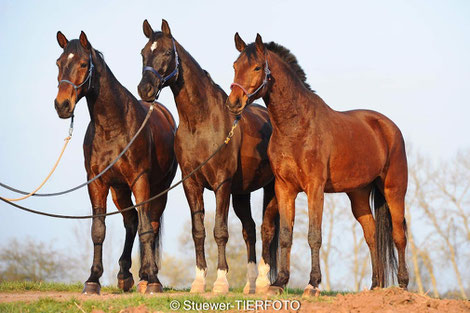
[
  {"xmin": 54, "ymin": 31, "xmax": 177, "ymax": 294},
  {"xmin": 226, "ymin": 33, "xmax": 409, "ymax": 296}
]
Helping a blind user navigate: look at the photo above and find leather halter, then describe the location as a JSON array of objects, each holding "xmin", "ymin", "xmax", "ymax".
[
  {"xmin": 58, "ymin": 54, "xmax": 94, "ymax": 94},
  {"xmin": 142, "ymin": 39, "xmax": 179, "ymax": 94},
  {"xmin": 230, "ymin": 59, "xmax": 271, "ymax": 99}
]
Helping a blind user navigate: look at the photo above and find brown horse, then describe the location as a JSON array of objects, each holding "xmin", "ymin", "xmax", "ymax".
[
  {"xmin": 137, "ymin": 20, "xmax": 279, "ymax": 294},
  {"xmin": 226, "ymin": 33, "xmax": 409, "ymax": 296},
  {"xmin": 54, "ymin": 31, "xmax": 177, "ymax": 294}
]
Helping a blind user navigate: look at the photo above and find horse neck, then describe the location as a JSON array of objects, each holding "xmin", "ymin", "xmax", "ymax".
[
  {"xmin": 85, "ymin": 55, "xmax": 134, "ymax": 133},
  {"xmin": 263, "ymin": 52, "xmax": 331, "ymax": 134},
  {"xmin": 170, "ymin": 42, "xmax": 230, "ymax": 129}
]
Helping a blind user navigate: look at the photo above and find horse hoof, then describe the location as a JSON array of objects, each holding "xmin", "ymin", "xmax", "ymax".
[
  {"xmin": 255, "ymin": 285, "xmax": 270, "ymax": 294},
  {"xmin": 118, "ymin": 276, "xmax": 134, "ymax": 292},
  {"xmin": 267, "ymin": 285, "xmax": 284, "ymax": 296},
  {"xmin": 145, "ymin": 283, "xmax": 163, "ymax": 294},
  {"xmin": 190, "ymin": 281, "xmax": 205, "ymax": 293},
  {"xmin": 82, "ymin": 282, "xmax": 101, "ymax": 295},
  {"xmin": 137, "ymin": 280, "xmax": 148, "ymax": 294},
  {"xmin": 243, "ymin": 282, "xmax": 256, "ymax": 295},
  {"xmin": 212, "ymin": 282, "xmax": 229, "ymax": 294},
  {"xmin": 302, "ymin": 285, "xmax": 320, "ymax": 298}
]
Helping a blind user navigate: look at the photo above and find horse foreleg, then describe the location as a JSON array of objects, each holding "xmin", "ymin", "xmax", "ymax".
[
  {"xmin": 183, "ymin": 179, "xmax": 207, "ymax": 293},
  {"xmin": 212, "ymin": 181, "xmax": 232, "ymax": 294},
  {"xmin": 268, "ymin": 181, "xmax": 296, "ymax": 295},
  {"xmin": 83, "ymin": 180, "xmax": 109, "ymax": 295},
  {"xmin": 303, "ymin": 183, "xmax": 325, "ymax": 298}
]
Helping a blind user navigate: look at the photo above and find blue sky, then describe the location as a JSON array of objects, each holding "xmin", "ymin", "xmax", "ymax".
[{"xmin": 1, "ymin": 0, "xmax": 469, "ymax": 287}]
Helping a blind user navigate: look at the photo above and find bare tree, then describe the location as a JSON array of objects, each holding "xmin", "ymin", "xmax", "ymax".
[
  {"xmin": 409, "ymin": 151, "xmax": 469, "ymax": 299},
  {"xmin": 0, "ymin": 237, "xmax": 78, "ymax": 282}
]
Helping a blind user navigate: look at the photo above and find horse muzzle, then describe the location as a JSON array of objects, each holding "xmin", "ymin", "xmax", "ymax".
[
  {"xmin": 138, "ymin": 81, "xmax": 157, "ymax": 102},
  {"xmin": 54, "ymin": 99, "xmax": 74, "ymax": 119}
]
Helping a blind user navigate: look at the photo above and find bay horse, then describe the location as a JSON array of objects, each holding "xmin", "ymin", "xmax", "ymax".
[
  {"xmin": 54, "ymin": 31, "xmax": 177, "ymax": 294},
  {"xmin": 137, "ymin": 20, "xmax": 279, "ymax": 294},
  {"xmin": 226, "ymin": 33, "xmax": 409, "ymax": 296}
]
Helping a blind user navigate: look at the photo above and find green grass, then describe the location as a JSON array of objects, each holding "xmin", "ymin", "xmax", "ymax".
[
  {"xmin": 0, "ymin": 293, "xmax": 331, "ymax": 313},
  {"xmin": 0, "ymin": 281, "xmax": 122, "ymax": 293},
  {"xmin": 0, "ymin": 281, "xmax": 344, "ymax": 313}
]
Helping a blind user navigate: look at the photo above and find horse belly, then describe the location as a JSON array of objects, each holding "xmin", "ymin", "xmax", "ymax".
[
  {"xmin": 325, "ymin": 143, "xmax": 385, "ymax": 193},
  {"xmin": 232, "ymin": 133, "xmax": 273, "ymax": 192}
]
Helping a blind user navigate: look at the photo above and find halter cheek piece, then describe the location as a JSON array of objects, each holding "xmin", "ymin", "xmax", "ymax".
[
  {"xmin": 57, "ymin": 54, "xmax": 94, "ymax": 136},
  {"xmin": 58, "ymin": 54, "xmax": 94, "ymax": 95},
  {"xmin": 230, "ymin": 59, "xmax": 271, "ymax": 99},
  {"xmin": 142, "ymin": 39, "xmax": 179, "ymax": 99}
]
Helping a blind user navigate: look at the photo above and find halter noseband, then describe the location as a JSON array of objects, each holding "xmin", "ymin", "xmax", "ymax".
[
  {"xmin": 230, "ymin": 59, "xmax": 271, "ymax": 99},
  {"xmin": 58, "ymin": 54, "xmax": 94, "ymax": 94},
  {"xmin": 142, "ymin": 39, "xmax": 179, "ymax": 95}
]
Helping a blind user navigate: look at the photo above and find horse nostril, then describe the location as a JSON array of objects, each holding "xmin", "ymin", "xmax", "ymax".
[
  {"xmin": 54, "ymin": 99, "xmax": 60, "ymax": 111},
  {"xmin": 62, "ymin": 100, "xmax": 70, "ymax": 110}
]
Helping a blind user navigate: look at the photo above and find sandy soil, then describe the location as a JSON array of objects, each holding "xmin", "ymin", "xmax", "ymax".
[{"xmin": 1, "ymin": 288, "xmax": 469, "ymax": 313}]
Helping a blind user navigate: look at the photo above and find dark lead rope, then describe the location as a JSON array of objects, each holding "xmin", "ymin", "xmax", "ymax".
[{"xmin": 0, "ymin": 118, "xmax": 240, "ymax": 219}]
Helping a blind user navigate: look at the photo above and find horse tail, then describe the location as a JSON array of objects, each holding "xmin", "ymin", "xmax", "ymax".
[
  {"xmin": 372, "ymin": 185, "xmax": 397, "ymax": 287},
  {"xmin": 269, "ymin": 211, "xmax": 280, "ymax": 283}
]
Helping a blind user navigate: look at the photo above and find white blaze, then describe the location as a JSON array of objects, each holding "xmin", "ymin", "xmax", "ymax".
[
  {"xmin": 150, "ymin": 41, "xmax": 158, "ymax": 51},
  {"xmin": 67, "ymin": 53, "xmax": 74, "ymax": 59}
]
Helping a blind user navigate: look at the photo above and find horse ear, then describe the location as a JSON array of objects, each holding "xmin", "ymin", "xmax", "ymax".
[
  {"xmin": 234, "ymin": 32, "xmax": 246, "ymax": 52},
  {"xmin": 161, "ymin": 19, "xmax": 172, "ymax": 36},
  {"xmin": 79, "ymin": 31, "xmax": 91, "ymax": 51},
  {"xmin": 57, "ymin": 31, "xmax": 68, "ymax": 49},
  {"xmin": 143, "ymin": 19, "xmax": 153, "ymax": 38},
  {"xmin": 255, "ymin": 33, "xmax": 265, "ymax": 56}
]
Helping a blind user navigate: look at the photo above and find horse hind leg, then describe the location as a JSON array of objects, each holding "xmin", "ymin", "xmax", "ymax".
[
  {"xmin": 132, "ymin": 174, "xmax": 163, "ymax": 294},
  {"xmin": 232, "ymin": 193, "xmax": 257, "ymax": 294},
  {"xmin": 110, "ymin": 186, "xmax": 137, "ymax": 292},
  {"xmin": 212, "ymin": 181, "xmax": 232, "ymax": 294},
  {"xmin": 257, "ymin": 181, "xmax": 279, "ymax": 294},
  {"xmin": 347, "ymin": 186, "xmax": 380, "ymax": 289},
  {"xmin": 382, "ymin": 176, "xmax": 409, "ymax": 289},
  {"xmin": 136, "ymin": 183, "xmax": 168, "ymax": 294}
]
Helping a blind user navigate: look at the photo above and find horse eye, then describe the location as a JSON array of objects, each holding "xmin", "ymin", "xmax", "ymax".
[
  {"xmin": 254, "ymin": 66, "xmax": 261, "ymax": 71},
  {"xmin": 80, "ymin": 63, "xmax": 87, "ymax": 68},
  {"xmin": 165, "ymin": 50, "xmax": 172, "ymax": 56}
]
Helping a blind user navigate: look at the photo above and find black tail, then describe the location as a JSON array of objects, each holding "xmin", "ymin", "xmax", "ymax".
[
  {"xmin": 269, "ymin": 212, "xmax": 280, "ymax": 283},
  {"xmin": 372, "ymin": 185, "xmax": 397, "ymax": 287}
]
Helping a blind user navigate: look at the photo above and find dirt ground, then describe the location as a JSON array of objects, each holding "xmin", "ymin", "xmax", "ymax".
[{"xmin": 1, "ymin": 287, "xmax": 469, "ymax": 313}]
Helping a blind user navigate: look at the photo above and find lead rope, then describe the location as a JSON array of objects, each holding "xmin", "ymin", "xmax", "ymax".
[
  {"xmin": 0, "ymin": 118, "xmax": 240, "ymax": 219},
  {"xmin": 1, "ymin": 117, "xmax": 75, "ymax": 201},
  {"xmin": 0, "ymin": 104, "xmax": 155, "ymax": 198}
]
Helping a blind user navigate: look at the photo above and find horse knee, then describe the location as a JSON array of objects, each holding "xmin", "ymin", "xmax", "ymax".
[
  {"xmin": 213, "ymin": 224, "xmax": 228, "ymax": 246},
  {"xmin": 91, "ymin": 217, "xmax": 106, "ymax": 243},
  {"xmin": 307, "ymin": 228, "xmax": 321, "ymax": 250}
]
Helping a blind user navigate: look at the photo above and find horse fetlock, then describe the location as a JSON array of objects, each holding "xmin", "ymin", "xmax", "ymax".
[
  {"xmin": 212, "ymin": 269, "xmax": 229, "ymax": 294},
  {"xmin": 190, "ymin": 267, "xmax": 207, "ymax": 293},
  {"xmin": 118, "ymin": 275, "xmax": 134, "ymax": 292}
]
